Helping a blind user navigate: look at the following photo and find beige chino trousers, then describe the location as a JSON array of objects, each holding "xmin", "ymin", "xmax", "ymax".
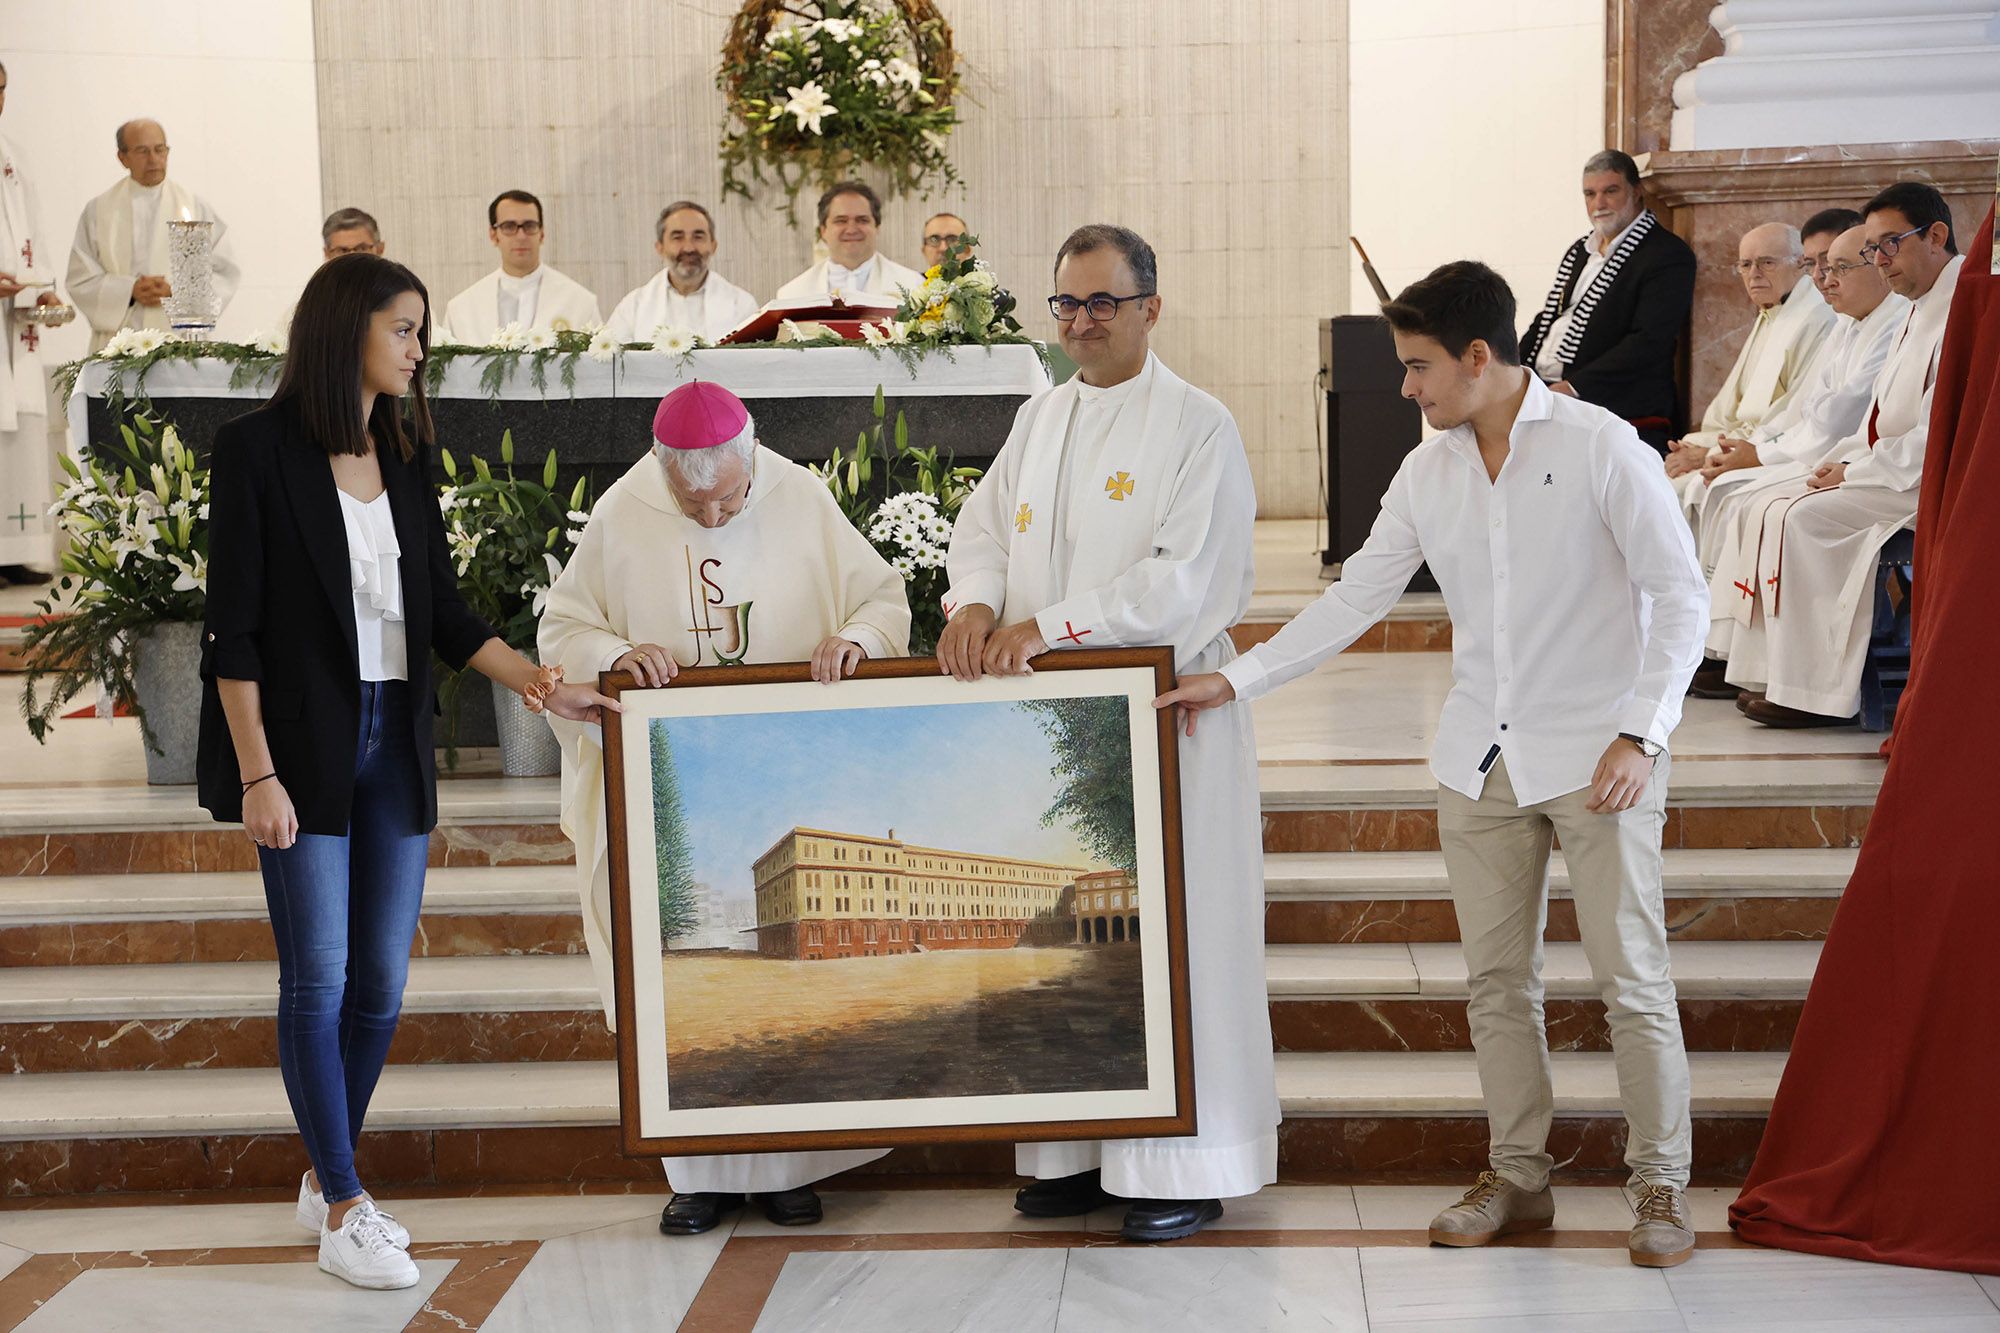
[{"xmin": 1437, "ymin": 755, "xmax": 1692, "ymax": 1193}]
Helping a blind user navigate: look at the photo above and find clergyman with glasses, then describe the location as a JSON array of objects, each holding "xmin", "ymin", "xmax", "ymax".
[
  {"xmin": 439, "ymin": 189, "xmax": 600, "ymax": 343},
  {"xmin": 1661, "ymin": 218, "xmax": 1838, "ymax": 525},
  {"xmin": 936, "ymin": 224, "xmax": 1278, "ymax": 1243},
  {"xmin": 66, "ymin": 117, "xmax": 241, "ymax": 353}
]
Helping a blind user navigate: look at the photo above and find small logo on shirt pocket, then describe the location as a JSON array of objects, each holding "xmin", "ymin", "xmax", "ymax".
[{"xmin": 1543, "ymin": 473, "xmax": 1554, "ymax": 486}]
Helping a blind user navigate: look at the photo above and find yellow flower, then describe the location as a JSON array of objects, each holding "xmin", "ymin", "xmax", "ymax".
[{"xmin": 925, "ymin": 264, "xmax": 943, "ymax": 280}]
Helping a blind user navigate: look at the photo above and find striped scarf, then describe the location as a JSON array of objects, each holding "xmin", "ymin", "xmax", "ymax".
[{"xmin": 1533, "ymin": 209, "xmax": 1659, "ymax": 368}]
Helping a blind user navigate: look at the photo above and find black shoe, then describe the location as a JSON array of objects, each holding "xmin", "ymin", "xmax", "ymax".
[
  {"xmin": 1013, "ymin": 1168, "xmax": 1124, "ymax": 1218},
  {"xmin": 0, "ymin": 565, "xmax": 50, "ymax": 585},
  {"xmin": 1687, "ymin": 661, "xmax": 1739, "ymax": 700},
  {"xmin": 659, "ymin": 1191, "xmax": 744, "ymax": 1235},
  {"xmin": 753, "ymin": 1185, "xmax": 823, "ymax": 1226},
  {"xmin": 1120, "ymin": 1197, "xmax": 1223, "ymax": 1242}
]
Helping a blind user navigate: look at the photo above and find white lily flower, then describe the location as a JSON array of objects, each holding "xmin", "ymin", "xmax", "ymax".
[
  {"xmin": 818, "ymin": 17, "xmax": 861, "ymax": 42},
  {"xmin": 885, "ymin": 57, "xmax": 922, "ymax": 90},
  {"xmin": 782, "ymin": 80, "xmax": 837, "ymax": 136}
]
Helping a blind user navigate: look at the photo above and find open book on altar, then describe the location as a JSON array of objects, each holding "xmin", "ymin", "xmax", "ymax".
[{"xmin": 719, "ymin": 294, "xmax": 901, "ymax": 345}]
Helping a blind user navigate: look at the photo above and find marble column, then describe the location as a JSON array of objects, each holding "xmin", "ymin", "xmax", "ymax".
[{"xmin": 1670, "ymin": 2, "xmax": 2000, "ymax": 150}]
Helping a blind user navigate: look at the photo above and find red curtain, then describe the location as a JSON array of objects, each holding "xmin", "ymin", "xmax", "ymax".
[{"xmin": 1730, "ymin": 203, "xmax": 2000, "ymax": 1275}]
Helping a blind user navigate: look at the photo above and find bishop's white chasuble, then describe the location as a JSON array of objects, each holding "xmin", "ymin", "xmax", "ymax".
[
  {"xmin": 945, "ymin": 351, "xmax": 1279, "ymax": 1200},
  {"xmin": 538, "ymin": 446, "xmax": 910, "ymax": 1193}
]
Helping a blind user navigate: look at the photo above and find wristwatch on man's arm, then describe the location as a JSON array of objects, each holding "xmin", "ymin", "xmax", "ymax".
[{"xmin": 1618, "ymin": 732, "xmax": 1665, "ymax": 760}]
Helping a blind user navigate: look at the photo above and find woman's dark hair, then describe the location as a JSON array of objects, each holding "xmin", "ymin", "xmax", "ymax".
[
  {"xmin": 273, "ymin": 253, "xmax": 432, "ymax": 462},
  {"xmin": 1382, "ymin": 261, "xmax": 1521, "ymax": 364}
]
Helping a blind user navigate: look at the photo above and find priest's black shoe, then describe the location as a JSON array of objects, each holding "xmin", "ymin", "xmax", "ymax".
[
  {"xmin": 660, "ymin": 1192, "xmax": 744, "ymax": 1235},
  {"xmin": 1687, "ymin": 661, "xmax": 1738, "ymax": 700},
  {"xmin": 1120, "ymin": 1197, "xmax": 1224, "ymax": 1242},
  {"xmin": 753, "ymin": 1185, "xmax": 823, "ymax": 1226},
  {"xmin": 1013, "ymin": 1168, "xmax": 1124, "ymax": 1218}
]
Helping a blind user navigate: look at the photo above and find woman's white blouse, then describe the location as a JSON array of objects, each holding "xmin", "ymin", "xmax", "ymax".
[{"xmin": 336, "ymin": 488, "xmax": 409, "ymax": 682}]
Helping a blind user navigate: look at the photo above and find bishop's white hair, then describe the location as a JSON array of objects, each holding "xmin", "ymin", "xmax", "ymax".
[{"xmin": 657, "ymin": 413, "xmax": 756, "ymax": 491}]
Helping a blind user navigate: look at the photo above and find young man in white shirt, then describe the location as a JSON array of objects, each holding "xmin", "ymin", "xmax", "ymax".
[{"xmin": 1163, "ymin": 261, "xmax": 1709, "ymax": 1267}]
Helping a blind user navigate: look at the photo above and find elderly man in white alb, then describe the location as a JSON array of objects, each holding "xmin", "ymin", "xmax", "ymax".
[
  {"xmin": 537, "ymin": 381, "xmax": 910, "ymax": 1237},
  {"xmin": 1164, "ymin": 261, "xmax": 1709, "ymax": 1268},
  {"xmin": 606, "ymin": 200, "xmax": 759, "ymax": 343},
  {"xmin": 1724, "ymin": 182, "xmax": 1967, "ymax": 728},
  {"xmin": 938, "ymin": 224, "xmax": 1277, "ymax": 1244},
  {"xmin": 66, "ymin": 118, "xmax": 239, "ymax": 353},
  {"xmin": 773, "ymin": 179, "xmax": 921, "ymax": 303},
  {"xmin": 1663, "ymin": 219, "xmax": 1836, "ymax": 528},
  {"xmin": 440, "ymin": 190, "xmax": 600, "ymax": 342},
  {"xmin": 0, "ymin": 59, "xmax": 63, "ymax": 583},
  {"xmin": 1692, "ymin": 222, "xmax": 1908, "ymax": 699}
]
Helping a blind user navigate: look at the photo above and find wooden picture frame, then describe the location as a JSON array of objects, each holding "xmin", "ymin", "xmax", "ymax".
[{"xmin": 600, "ymin": 648, "xmax": 1194, "ymax": 1157}]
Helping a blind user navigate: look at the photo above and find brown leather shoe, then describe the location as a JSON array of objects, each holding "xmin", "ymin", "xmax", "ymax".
[
  {"xmin": 1742, "ymin": 697, "xmax": 1856, "ymax": 729},
  {"xmin": 1688, "ymin": 663, "xmax": 1739, "ymax": 700},
  {"xmin": 1736, "ymin": 690, "xmax": 1764, "ymax": 713}
]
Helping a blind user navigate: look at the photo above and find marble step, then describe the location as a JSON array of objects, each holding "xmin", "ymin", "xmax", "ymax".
[
  {"xmin": 1, "ymin": 943, "xmax": 1819, "ymax": 1073},
  {"xmin": 0, "ymin": 1050, "xmax": 1786, "ymax": 1141},
  {"xmin": 0, "ymin": 847, "xmax": 1857, "ymax": 969}
]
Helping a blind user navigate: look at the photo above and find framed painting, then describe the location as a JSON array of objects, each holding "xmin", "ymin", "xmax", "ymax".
[{"xmin": 600, "ymin": 648, "xmax": 1194, "ymax": 1156}]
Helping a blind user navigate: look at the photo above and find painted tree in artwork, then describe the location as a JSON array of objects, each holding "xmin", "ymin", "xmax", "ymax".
[
  {"xmin": 1018, "ymin": 697, "xmax": 1137, "ymax": 873},
  {"xmin": 650, "ymin": 721, "xmax": 700, "ymax": 943}
]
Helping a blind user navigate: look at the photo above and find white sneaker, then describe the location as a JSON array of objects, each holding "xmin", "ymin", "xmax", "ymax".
[
  {"xmin": 319, "ymin": 1208, "xmax": 420, "ymax": 1291},
  {"xmin": 297, "ymin": 1172, "xmax": 410, "ymax": 1248}
]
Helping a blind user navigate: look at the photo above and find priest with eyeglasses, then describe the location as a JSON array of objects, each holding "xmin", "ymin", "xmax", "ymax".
[{"xmin": 938, "ymin": 224, "xmax": 1277, "ymax": 1243}]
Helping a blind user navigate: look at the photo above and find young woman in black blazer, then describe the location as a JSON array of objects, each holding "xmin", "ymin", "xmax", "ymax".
[{"xmin": 197, "ymin": 254, "xmax": 615, "ymax": 1291}]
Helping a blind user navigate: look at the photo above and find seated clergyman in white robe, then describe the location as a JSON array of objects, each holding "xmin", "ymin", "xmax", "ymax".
[
  {"xmin": 537, "ymin": 381, "xmax": 910, "ymax": 1231},
  {"xmin": 606, "ymin": 202, "xmax": 760, "ymax": 343},
  {"xmin": 1666, "ymin": 227, "xmax": 1834, "ymax": 530},
  {"xmin": 440, "ymin": 263, "xmax": 601, "ymax": 343},
  {"xmin": 1696, "ymin": 227, "xmax": 1907, "ymax": 675},
  {"xmin": 0, "ymin": 127, "xmax": 58, "ymax": 576},
  {"xmin": 65, "ymin": 120, "xmax": 241, "ymax": 353},
  {"xmin": 939, "ymin": 225, "xmax": 1277, "ymax": 1244},
  {"xmin": 1723, "ymin": 245, "xmax": 1965, "ymax": 725}
]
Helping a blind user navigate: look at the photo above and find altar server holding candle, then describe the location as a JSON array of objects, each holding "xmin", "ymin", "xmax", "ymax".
[
  {"xmin": 66, "ymin": 118, "xmax": 239, "ymax": 352},
  {"xmin": 537, "ymin": 380, "xmax": 911, "ymax": 1236}
]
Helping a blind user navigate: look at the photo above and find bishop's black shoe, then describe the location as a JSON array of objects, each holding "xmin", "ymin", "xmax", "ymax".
[
  {"xmin": 1119, "ymin": 1197, "xmax": 1224, "ymax": 1242},
  {"xmin": 753, "ymin": 1185, "xmax": 824, "ymax": 1226},
  {"xmin": 659, "ymin": 1191, "xmax": 744, "ymax": 1235},
  {"xmin": 1013, "ymin": 1168, "xmax": 1124, "ymax": 1218}
]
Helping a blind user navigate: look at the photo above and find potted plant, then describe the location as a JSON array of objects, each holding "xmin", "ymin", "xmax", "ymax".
[
  {"xmin": 20, "ymin": 416, "xmax": 209, "ymax": 784},
  {"xmin": 438, "ymin": 430, "xmax": 591, "ymax": 776},
  {"xmin": 815, "ymin": 385, "xmax": 981, "ymax": 654}
]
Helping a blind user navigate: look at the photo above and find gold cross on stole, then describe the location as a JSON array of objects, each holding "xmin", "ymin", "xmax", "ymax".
[
  {"xmin": 1015, "ymin": 503, "xmax": 1033, "ymax": 533},
  {"xmin": 1104, "ymin": 471, "xmax": 1135, "ymax": 501}
]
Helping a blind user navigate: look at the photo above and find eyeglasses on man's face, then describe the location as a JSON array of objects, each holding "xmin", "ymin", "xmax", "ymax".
[
  {"xmin": 1731, "ymin": 256, "xmax": 1794, "ymax": 275},
  {"xmin": 1048, "ymin": 292, "xmax": 1154, "ymax": 322},
  {"xmin": 1858, "ymin": 225, "xmax": 1926, "ymax": 265},
  {"xmin": 1825, "ymin": 260, "xmax": 1873, "ymax": 278},
  {"xmin": 493, "ymin": 220, "xmax": 543, "ymax": 238}
]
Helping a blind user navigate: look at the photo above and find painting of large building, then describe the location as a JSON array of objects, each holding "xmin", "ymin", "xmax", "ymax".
[
  {"xmin": 1072, "ymin": 869, "xmax": 1141, "ymax": 944},
  {"xmin": 752, "ymin": 826, "xmax": 1092, "ymax": 960}
]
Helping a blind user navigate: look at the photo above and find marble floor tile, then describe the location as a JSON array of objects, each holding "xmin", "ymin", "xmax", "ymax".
[
  {"xmin": 754, "ymin": 1249, "xmax": 1065, "ymax": 1333},
  {"xmin": 1351, "ymin": 1183, "xmax": 1634, "ymax": 1231},
  {"xmin": 1208, "ymin": 1184, "xmax": 1362, "ymax": 1231},
  {"xmin": 731, "ymin": 1188, "xmax": 1125, "ymax": 1237},
  {"xmin": 1360, "ymin": 1246, "xmax": 1680, "ymax": 1329},
  {"xmin": 1980, "ymin": 1273, "xmax": 2000, "ymax": 1308},
  {"xmin": 1663, "ymin": 1248, "xmax": 2000, "ymax": 1330},
  {"xmin": 0, "ymin": 1191, "xmax": 666, "ymax": 1255},
  {"xmin": 1682, "ymin": 1187, "xmax": 1739, "ymax": 1233},
  {"xmin": 479, "ymin": 1215, "xmax": 729, "ymax": 1333},
  {"xmin": 0, "ymin": 1240, "xmax": 28, "ymax": 1283},
  {"xmin": 1055, "ymin": 1246, "xmax": 1367, "ymax": 1331},
  {"xmin": 14, "ymin": 1259, "xmax": 453, "ymax": 1332}
]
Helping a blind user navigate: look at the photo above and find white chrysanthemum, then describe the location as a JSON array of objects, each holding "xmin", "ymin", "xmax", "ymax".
[
  {"xmin": 885, "ymin": 57, "xmax": 922, "ymax": 90},
  {"xmin": 126, "ymin": 328, "xmax": 168, "ymax": 356},
  {"xmin": 860, "ymin": 320, "xmax": 889, "ymax": 348},
  {"xmin": 492, "ymin": 323, "xmax": 528, "ymax": 351},
  {"xmin": 586, "ymin": 328, "xmax": 619, "ymax": 362},
  {"xmin": 817, "ymin": 16, "xmax": 862, "ymax": 42},
  {"xmin": 651, "ymin": 326, "xmax": 698, "ymax": 355},
  {"xmin": 525, "ymin": 327, "xmax": 558, "ymax": 352},
  {"xmin": 251, "ymin": 330, "xmax": 288, "ymax": 356},
  {"xmin": 885, "ymin": 320, "xmax": 912, "ymax": 346}
]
